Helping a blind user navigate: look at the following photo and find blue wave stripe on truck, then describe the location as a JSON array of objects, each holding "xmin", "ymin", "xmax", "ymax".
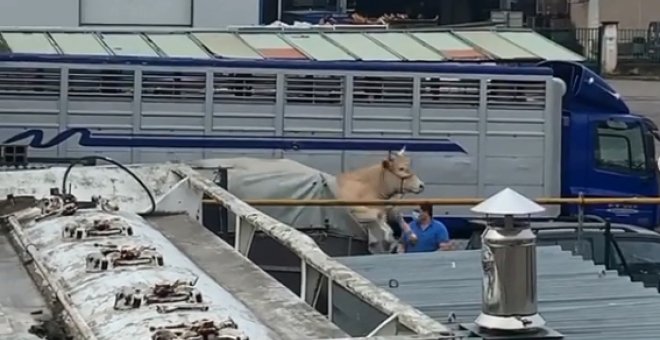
[{"xmin": 3, "ymin": 128, "xmax": 467, "ymax": 153}]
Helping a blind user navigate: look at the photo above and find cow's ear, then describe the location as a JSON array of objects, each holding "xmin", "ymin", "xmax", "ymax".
[{"xmin": 382, "ymin": 159, "xmax": 391, "ymax": 169}]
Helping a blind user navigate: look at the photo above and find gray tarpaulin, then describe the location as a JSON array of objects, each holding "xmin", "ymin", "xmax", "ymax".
[{"xmin": 188, "ymin": 157, "xmax": 367, "ymax": 240}]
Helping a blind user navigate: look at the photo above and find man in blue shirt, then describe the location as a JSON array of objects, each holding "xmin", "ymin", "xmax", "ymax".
[{"xmin": 399, "ymin": 203, "xmax": 452, "ymax": 253}]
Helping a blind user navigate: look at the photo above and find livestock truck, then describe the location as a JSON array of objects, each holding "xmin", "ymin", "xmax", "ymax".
[{"xmin": 1, "ymin": 40, "xmax": 658, "ymax": 235}]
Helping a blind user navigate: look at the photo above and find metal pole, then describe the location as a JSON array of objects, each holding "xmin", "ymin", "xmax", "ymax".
[
  {"xmin": 217, "ymin": 167, "xmax": 229, "ymax": 238},
  {"xmin": 575, "ymin": 192, "xmax": 585, "ymax": 255},
  {"xmin": 277, "ymin": 0, "xmax": 283, "ymax": 21},
  {"xmin": 201, "ymin": 196, "xmax": 660, "ymax": 206}
]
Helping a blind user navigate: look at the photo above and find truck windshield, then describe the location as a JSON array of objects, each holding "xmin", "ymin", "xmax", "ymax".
[{"xmin": 594, "ymin": 121, "xmax": 648, "ymax": 173}]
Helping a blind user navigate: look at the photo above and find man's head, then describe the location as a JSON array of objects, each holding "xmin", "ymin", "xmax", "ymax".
[{"xmin": 418, "ymin": 203, "xmax": 433, "ymax": 222}]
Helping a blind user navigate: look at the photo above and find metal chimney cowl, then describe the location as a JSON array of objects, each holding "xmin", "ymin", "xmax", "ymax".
[{"xmin": 471, "ymin": 188, "xmax": 547, "ymax": 332}]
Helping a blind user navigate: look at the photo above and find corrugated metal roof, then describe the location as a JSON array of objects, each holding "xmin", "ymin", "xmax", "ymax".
[
  {"xmin": 146, "ymin": 33, "xmax": 210, "ymax": 59},
  {"xmin": 0, "ymin": 28, "xmax": 586, "ymax": 62},
  {"xmin": 50, "ymin": 33, "xmax": 109, "ymax": 56},
  {"xmin": 1, "ymin": 32, "xmax": 57, "ymax": 54},
  {"xmin": 192, "ymin": 32, "xmax": 262, "ymax": 59},
  {"xmin": 337, "ymin": 246, "xmax": 660, "ymax": 340},
  {"xmin": 283, "ymin": 33, "xmax": 355, "ymax": 61},
  {"xmin": 369, "ymin": 32, "xmax": 444, "ymax": 61},
  {"xmin": 325, "ymin": 33, "xmax": 400, "ymax": 61},
  {"xmin": 411, "ymin": 32, "xmax": 485, "ymax": 60},
  {"xmin": 454, "ymin": 31, "xmax": 537, "ymax": 59},
  {"xmin": 99, "ymin": 33, "xmax": 159, "ymax": 57},
  {"xmin": 498, "ymin": 31, "xmax": 585, "ymax": 62},
  {"xmin": 239, "ymin": 33, "xmax": 307, "ymax": 59}
]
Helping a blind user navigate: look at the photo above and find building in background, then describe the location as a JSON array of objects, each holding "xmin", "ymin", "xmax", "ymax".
[
  {"xmin": 569, "ymin": 0, "xmax": 660, "ymax": 29},
  {"xmin": 0, "ymin": 0, "xmax": 260, "ymax": 28}
]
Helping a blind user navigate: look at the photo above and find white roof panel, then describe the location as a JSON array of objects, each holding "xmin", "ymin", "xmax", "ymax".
[
  {"xmin": 50, "ymin": 33, "xmax": 109, "ymax": 56},
  {"xmin": 100, "ymin": 33, "xmax": 159, "ymax": 57},
  {"xmin": 147, "ymin": 34, "xmax": 210, "ymax": 59},
  {"xmin": 2, "ymin": 32, "xmax": 57, "ymax": 54}
]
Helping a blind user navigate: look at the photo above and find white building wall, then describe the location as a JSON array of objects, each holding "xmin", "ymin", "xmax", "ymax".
[{"xmin": 0, "ymin": 0, "xmax": 259, "ymax": 28}]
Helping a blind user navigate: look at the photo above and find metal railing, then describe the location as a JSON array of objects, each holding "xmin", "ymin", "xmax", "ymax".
[
  {"xmin": 173, "ymin": 166, "xmax": 453, "ymax": 337},
  {"xmin": 202, "ymin": 196, "xmax": 660, "ymax": 206}
]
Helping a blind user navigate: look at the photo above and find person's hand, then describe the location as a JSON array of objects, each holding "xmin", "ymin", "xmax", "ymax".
[
  {"xmin": 408, "ymin": 232, "xmax": 418, "ymax": 245},
  {"xmin": 440, "ymin": 241, "xmax": 456, "ymax": 251}
]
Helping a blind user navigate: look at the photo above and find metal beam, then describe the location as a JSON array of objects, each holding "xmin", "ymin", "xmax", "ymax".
[{"xmin": 203, "ymin": 196, "xmax": 660, "ymax": 207}]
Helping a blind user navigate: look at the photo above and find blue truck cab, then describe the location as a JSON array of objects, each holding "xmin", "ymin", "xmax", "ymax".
[
  {"xmin": 426, "ymin": 61, "xmax": 660, "ymax": 237},
  {"xmin": 543, "ymin": 61, "xmax": 659, "ymax": 229}
]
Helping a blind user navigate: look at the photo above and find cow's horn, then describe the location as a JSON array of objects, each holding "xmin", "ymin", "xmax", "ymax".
[{"xmin": 397, "ymin": 146, "xmax": 406, "ymax": 155}]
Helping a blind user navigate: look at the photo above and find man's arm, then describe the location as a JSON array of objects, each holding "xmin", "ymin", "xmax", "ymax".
[
  {"xmin": 400, "ymin": 219, "xmax": 418, "ymax": 244},
  {"xmin": 435, "ymin": 223, "xmax": 452, "ymax": 251}
]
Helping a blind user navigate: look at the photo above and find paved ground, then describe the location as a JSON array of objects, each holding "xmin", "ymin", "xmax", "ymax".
[{"xmin": 609, "ymin": 79, "xmax": 660, "ymax": 122}]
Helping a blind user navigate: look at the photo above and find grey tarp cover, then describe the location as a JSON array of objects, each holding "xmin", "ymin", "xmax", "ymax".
[{"xmin": 188, "ymin": 157, "xmax": 368, "ymax": 240}]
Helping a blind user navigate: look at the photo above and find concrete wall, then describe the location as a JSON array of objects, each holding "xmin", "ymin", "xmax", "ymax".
[
  {"xmin": 600, "ymin": 0, "xmax": 660, "ymax": 30},
  {"xmin": 0, "ymin": 0, "xmax": 259, "ymax": 28},
  {"xmin": 0, "ymin": 0, "xmax": 79, "ymax": 27},
  {"xmin": 569, "ymin": 1, "xmax": 589, "ymax": 28},
  {"xmin": 571, "ymin": 0, "xmax": 660, "ymax": 29}
]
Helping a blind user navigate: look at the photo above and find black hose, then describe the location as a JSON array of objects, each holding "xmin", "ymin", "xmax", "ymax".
[{"xmin": 61, "ymin": 155, "xmax": 156, "ymax": 216}]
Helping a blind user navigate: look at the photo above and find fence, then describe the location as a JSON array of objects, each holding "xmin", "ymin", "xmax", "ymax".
[
  {"xmin": 537, "ymin": 26, "xmax": 660, "ymax": 67},
  {"xmin": 173, "ymin": 166, "xmax": 453, "ymax": 337}
]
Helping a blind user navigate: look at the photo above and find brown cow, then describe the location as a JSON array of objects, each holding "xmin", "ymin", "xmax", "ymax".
[{"xmin": 336, "ymin": 147, "xmax": 425, "ymax": 253}]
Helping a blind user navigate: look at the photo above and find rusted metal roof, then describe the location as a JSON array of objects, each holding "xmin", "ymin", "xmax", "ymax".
[
  {"xmin": 0, "ymin": 27, "xmax": 586, "ymax": 62},
  {"xmin": 284, "ymin": 33, "xmax": 354, "ymax": 61},
  {"xmin": 369, "ymin": 32, "xmax": 444, "ymax": 61},
  {"xmin": 324, "ymin": 32, "xmax": 400, "ymax": 61},
  {"xmin": 410, "ymin": 32, "xmax": 485, "ymax": 60},
  {"xmin": 239, "ymin": 33, "xmax": 307, "ymax": 59},
  {"xmin": 192, "ymin": 32, "xmax": 262, "ymax": 59}
]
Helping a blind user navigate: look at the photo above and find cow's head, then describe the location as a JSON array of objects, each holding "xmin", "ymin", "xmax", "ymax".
[{"xmin": 381, "ymin": 146, "xmax": 425, "ymax": 195}]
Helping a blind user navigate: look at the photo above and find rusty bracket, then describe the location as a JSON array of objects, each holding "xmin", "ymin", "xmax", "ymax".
[
  {"xmin": 155, "ymin": 304, "xmax": 210, "ymax": 314},
  {"xmin": 149, "ymin": 318, "xmax": 248, "ymax": 340},
  {"xmin": 63, "ymin": 217, "xmax": 133, "ymax": 240},
  {"xmin": 86, "ymin": 243, "xmax": 164, "ymax": 273}
]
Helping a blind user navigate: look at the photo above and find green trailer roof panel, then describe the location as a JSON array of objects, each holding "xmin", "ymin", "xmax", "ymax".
[
  {"xmin": 454, "ymin": 31, "xmax": 537, "ymax": 59},
  {"xmin": 324, "ymin": 33, "xmax": 401, "ymax": 61},
  {"xmin": 1, "ymin": 32, "xmax": 57, "ymax": 54},
  {"xmin": 283, "ymin": 33, "xmax": 354, "ymax": 61},
  {"xmin": 192, "ymin": 32, "xmax": 262, "ymax": 59},
  {"xmin": 239, "ymin": 33, "xmax": 307, "ymax": 59},
  {"xmin": 99, "ymin": 33, "xmax": 159, "ymax": 57},
  {"xmin": 498, "ymin": 31, "xmax": 586, "ymax": 61},
  {"xmin": 411, "ymin": 32, "xmax": 485, "ymax": 59},
  {"xmin": 147, "ymin": 34, "xmax": 210, "ymax": 59},
  {"xmin": 50, "ymin": 33, "xmax": 109, "ymax": 56},
  {"xmin": 368, "ymin": 32, "xmax": 444, "ymax": 61}
]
